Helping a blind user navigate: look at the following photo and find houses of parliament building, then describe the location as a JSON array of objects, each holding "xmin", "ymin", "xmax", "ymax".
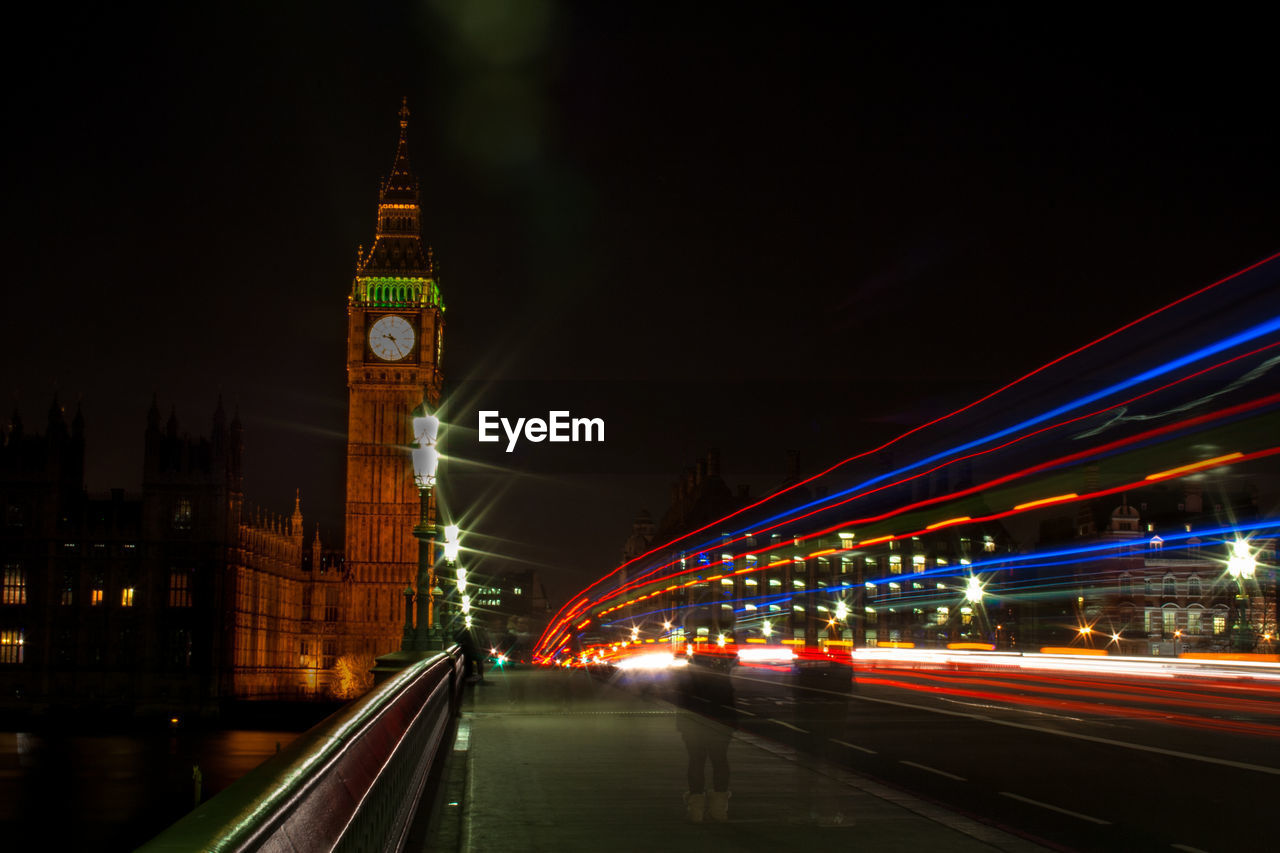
[{"xmin": 0, "ymin": 102, "xmax": 445, "ymax": 711}]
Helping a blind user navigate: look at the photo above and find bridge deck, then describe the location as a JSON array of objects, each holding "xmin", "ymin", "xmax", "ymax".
[{"xmin": 417, "ymin": 667, "xmax": 1042, "ymax": 852}]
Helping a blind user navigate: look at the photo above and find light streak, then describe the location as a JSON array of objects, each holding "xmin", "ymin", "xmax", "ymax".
[
  {"xmin": 1145, "ymin": 451, "xmax": 1244, "ymax": 481},
  {"xmin": 926, "ymin": 516, "xmax": 971, "ymax": 530},
  {"xmin": 534, "ymin": 253, "xmax": 1280, "ymax": 655},
  {"xmin": 1014, "ymin": 493, "xmax": 1079, "ymax": 511}
]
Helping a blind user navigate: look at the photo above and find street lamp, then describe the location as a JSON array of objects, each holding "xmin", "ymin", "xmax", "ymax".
[
  {"xmin": 1226, "ymin": 537, "xmax": 1258, "ymax": 651},
  {"xmin": 409, "ymin": 402, "xmax": 443, "ymax": 651}
]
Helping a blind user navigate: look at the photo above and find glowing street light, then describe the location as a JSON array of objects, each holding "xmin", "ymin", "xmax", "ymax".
[
  {"xmin": 963, "ymin": 575, "xmax": 984, "ymax": 604},
  {"xmin": 1226, "ymin": 537, "xmax": 1257, "ymax": 580},
  {"xmin": 762, "ymin": 619, "xmax": 773, "ymax": 638},
  {"xmin": 407, "ymin": 401, "xmax": 445, "ymax": 651},
  {"xmin": 443, "ymin": 523, "xmax": 461, "ymax": 563},
  {"xmin": 835, "ymin": 600, "xmax": 849, "ymax": 621}
]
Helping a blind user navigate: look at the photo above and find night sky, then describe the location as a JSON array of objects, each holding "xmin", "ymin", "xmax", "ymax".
[{"xmin": 4, "ymin": 4, "xmax": 1278, "ymax": 602}]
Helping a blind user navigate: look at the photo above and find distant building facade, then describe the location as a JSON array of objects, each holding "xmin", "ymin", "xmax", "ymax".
[{"xmin": 0, "ymin": 397, "xmax": 346, "ymax": 712}]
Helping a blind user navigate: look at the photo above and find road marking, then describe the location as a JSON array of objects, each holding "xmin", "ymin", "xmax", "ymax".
[
  {"xmin": 1170, "ymin": 845, "xmax": 1210, "ymax": 853},
  {"xmin": 734, "ymin": 672, "xmax": 1280, "ymax": 777},
  {"xmin": 1000, "ymin": 792, "xmax": 1111, "ymax": 825},
  {"xmin": 723, "ymin": 704, "xmax": 757, "ymax": 716},
  {"xmin": 900, "ymin": 760, "xmax": 966, "ymax": 781},
  {"xmin": 770, "ymin": 718, "xmax": 810, "ymax": 733},
  {"xmin": 830, "ymin": 738, "xmax": 876, "ymax": 754}
]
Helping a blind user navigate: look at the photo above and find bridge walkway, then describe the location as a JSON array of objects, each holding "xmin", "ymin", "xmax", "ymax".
[{"xmin": 415, "ymin": 667, "xmax": 1045, "ymax": 853}]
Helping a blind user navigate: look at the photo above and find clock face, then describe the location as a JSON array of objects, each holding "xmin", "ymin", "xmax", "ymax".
[{"xmin": 368, "ymin": 315, "xmax": 416, "ymax": 361}]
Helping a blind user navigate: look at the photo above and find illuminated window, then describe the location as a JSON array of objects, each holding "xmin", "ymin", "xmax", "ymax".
[
  {"xmin": 121, "ymin": 587, "xmax": 135, "ymax": 607},
  {"xmin": 912, "ymin": 555, "xmax": 926, "ymax": 573},
  {"xmin": 889, "ymin": 555, "xmax": 902, "ymax": 574},
  {"xmin": 91, "ymin": 588, "xmax": 104, "ymax": 606},
  {"xmin": 172, "ymin": 498, "xmax": 193, "ymax": 531},
  {"xmin": 0, "ymin": 629, "xmax": 23, "ymax": 664},
  {"xmin": 1213, "ymin": 614, "xmax": 1226, "ymax": 634},
  {"xmin": 983, "ymin": 535, "xmax": 996, "ymax": 553},
  {"xmin": 2, "ymin": 566, "xmax": 25, "ymax": 605},
  {"xmin": 168, "ymin": 571, "xmax": 192, "ymax": 607},
  {"xmin": 888, "ymin": 582, "xmax": 901, "ymax": 598}
]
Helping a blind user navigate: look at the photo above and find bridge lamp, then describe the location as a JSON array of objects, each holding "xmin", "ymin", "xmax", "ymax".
[
  {"xmin": 407, "ymin": 402, "xmax": 444, "ymax": 651},
  {"xmin": 443, "ymin": 524, "xmax": 460, "ymax": 562}
]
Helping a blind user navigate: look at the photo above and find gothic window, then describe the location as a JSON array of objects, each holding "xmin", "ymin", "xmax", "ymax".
[
  {"xmin": 168, "ymin": 571, "xmax": 192, "ymax": 608},
  {"xmin": 2, "ymin": 566, "xmax": 25, "ymax": 605},
  {"xmin": 172, "ymin": 498, "xmax": 192, "ymax": 531},
  {"xmin": 0, "ymin": 629, "xmax": 23, "ymax": 664},
  {"xmin": 324, "ymin": 587, "xmax": 339, "ymax": 622}
]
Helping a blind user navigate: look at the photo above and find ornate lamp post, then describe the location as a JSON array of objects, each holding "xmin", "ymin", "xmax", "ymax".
[
  {"xmin": 409, "ymin": 403, "xmax": 444, "ymax": 651},
  {"xmin": 1226, "ymin": 537, "xmax": 1257, "ymax": 652}
]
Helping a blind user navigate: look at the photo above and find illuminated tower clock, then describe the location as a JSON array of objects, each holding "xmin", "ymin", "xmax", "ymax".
[{"xmin": 344, "ymin": 98, "xmax": 446, "ymax": 657}]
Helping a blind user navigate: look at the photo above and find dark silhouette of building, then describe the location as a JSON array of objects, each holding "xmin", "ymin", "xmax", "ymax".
[{"xmin": 0, "ymin": 397, "xmax": 346, "ymax": 713}]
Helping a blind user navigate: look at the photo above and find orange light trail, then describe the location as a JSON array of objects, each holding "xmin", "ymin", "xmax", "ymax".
[
  {"xmin": 533, "ymin": 252, "xmax": 1280, "ymax": 656},
  {"xmin": 1144, "ymin": 451, "xmax": 1244, "ymax": 481},
  {"xmin": 1014, "ymin": 493, "xmax": 1079, "ymax": 510}
]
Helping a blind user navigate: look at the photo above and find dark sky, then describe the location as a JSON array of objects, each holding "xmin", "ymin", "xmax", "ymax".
[{"xmin": 4, "ymin": 3, "xmax": 1278, "ymax": 603}]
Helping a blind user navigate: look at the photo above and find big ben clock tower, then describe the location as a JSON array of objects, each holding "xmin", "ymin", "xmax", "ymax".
[{"xmin": 345, "ymin": 98, "xmax": 445, "ymax": 657}]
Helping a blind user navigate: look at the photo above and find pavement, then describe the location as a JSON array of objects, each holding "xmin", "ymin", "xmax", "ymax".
[{"xmin": 418, "ymin": 667, "xmax": 1046, "ymax": 853}]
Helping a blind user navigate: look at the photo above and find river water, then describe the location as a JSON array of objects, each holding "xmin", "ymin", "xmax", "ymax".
[{"xmin": 0, "ymin": 725, "xmax": 303, "ymax": 850}]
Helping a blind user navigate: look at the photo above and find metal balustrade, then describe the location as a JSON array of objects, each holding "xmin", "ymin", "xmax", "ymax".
[{"xmin": 141, "ymin": 649, "xmax": 464, "ymax": 852}]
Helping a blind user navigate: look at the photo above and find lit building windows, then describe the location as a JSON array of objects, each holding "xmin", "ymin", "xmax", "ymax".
[
  {"xmin": 2, "ymin": 566, "xmax": 25, "ymax": 605},
  {"xmin": 888, "ymin": 582, "xmax": 901, "ymax": 598},
  {"xmin": 983, "ymin": 535, "xmax": 996, "ymax": 553},
  {"xmin": 91, "ymin": 588, "xmax": 104, "ymax": 606},
  {"xmin": 912, "ymin": 555, "xmax": 925, "ymax": 573},
  {"xmin": 121, "ymin": 587, "xmax": 135, "ymax": 607},
  {"xmin": 889, "ymin": 555, "xmax": 902, "ymax": 574},
  {"xmin": 169, "ymin": 571, "xmax": 192, "ymax": 608},
  {"xmin": 0, "ymin": 629, "xmax": 23, "ymax": 664},
  {"xmin": 1213, "ymin": 614, "xmax": 1226, "ymax": 634},
  {"xmin": 172, "ymin": 497, "xmax": 193, "ymax": 531}
]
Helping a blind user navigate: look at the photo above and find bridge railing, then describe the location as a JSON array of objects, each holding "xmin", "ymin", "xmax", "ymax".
[{"xmin": 141, "ymin": 649, "xmax": 464, "ymax": 853}]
